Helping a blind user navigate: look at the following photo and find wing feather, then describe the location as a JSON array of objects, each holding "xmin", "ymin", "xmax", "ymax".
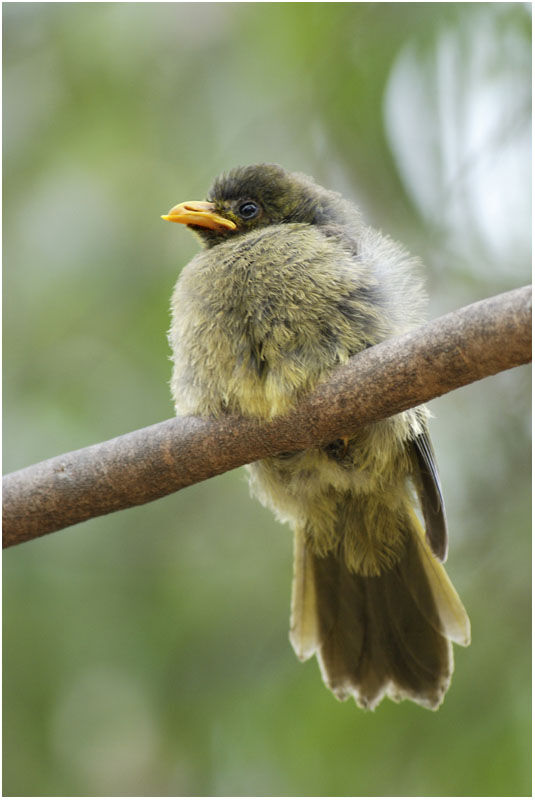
[{"xmin": 410, "ymin": 431, "xmax": 448, "ymax": 562}]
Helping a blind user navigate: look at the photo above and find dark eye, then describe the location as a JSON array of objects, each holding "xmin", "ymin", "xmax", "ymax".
[{"xmin": 238, "ymin": 201, "xmax": 259, "ymax": 220}]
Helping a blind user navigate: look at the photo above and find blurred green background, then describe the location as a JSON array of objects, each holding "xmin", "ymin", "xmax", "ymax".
[{"xmin": 3, "ymin": 3, "xmax": 531, "ymax": 796}]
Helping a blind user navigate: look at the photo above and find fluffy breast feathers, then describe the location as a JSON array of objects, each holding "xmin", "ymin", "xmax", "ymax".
[{"xmin": 169, "ymin": 221, "xmax": 424, "ymax": 420}]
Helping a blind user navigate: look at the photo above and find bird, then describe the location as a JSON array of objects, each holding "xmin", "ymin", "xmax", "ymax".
[{"xmin": 162, "ymin": 163, "xmax": 470, "ymax": 710}]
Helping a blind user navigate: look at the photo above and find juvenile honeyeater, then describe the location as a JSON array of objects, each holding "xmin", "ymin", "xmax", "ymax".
[{"xmin": 162, "ymin": 163, "xmax": 470, "ymax": 710}]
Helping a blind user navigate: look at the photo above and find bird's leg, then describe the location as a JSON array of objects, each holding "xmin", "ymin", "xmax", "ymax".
[{"xmin": 323, "ymin": 436, "xmax": 352, "ymax": 464}]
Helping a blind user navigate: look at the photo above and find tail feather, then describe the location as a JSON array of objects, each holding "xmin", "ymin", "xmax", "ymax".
[
  {"xmin": 290, "ymin": 530, "xmax": 320, "ymax": 661},
  {"xmin": 289, "ymin": 517, "xmax": 470, "ymax": 710},
  {"xmin": 312, "ymin": 547, "xmax": 368, "ymax": 698},
  {"xmin": 404, "ymin": 511, "xmax": 470, "ymax": 647}
]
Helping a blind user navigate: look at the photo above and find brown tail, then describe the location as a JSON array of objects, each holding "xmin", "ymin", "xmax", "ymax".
[{"xmin": 289, "ymin": 515, "xmax": 470, "ymax": 710}]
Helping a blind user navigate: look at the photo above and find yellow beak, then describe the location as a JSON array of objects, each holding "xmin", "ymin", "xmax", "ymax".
[{"xmin": 161, "ymin": 200, "xmax": 237, "ymax": 231}]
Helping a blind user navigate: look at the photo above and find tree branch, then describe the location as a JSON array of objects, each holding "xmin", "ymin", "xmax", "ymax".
[{"xmin": 3, "ymin": 285, "xmax": 531, "ymax": 549}]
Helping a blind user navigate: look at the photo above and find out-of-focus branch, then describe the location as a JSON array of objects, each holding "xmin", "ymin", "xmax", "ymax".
[{"xmin": 3, "ymin": 285, "xmax": 531, "ymax": 549}]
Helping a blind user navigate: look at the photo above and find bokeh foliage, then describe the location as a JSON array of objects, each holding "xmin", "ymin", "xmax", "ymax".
[{"xmin": 3, "ymin": 3, "xmax": 531, "ymax": 796}]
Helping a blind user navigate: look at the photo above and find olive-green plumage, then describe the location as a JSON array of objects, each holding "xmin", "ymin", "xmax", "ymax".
[{"xmin": 167, "ymin": 163, "xmax": 470, "ymax": 710}]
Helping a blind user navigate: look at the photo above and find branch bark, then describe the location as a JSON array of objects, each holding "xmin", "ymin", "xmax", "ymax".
[{"xmin": 3, "ymin": 285, "xmax": 531, "ymax": 549}]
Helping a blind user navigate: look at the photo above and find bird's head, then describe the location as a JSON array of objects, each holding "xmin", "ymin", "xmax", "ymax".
[{"xmin": 162, "ymin": 163, "xmax": 355, "ymax": 248}]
